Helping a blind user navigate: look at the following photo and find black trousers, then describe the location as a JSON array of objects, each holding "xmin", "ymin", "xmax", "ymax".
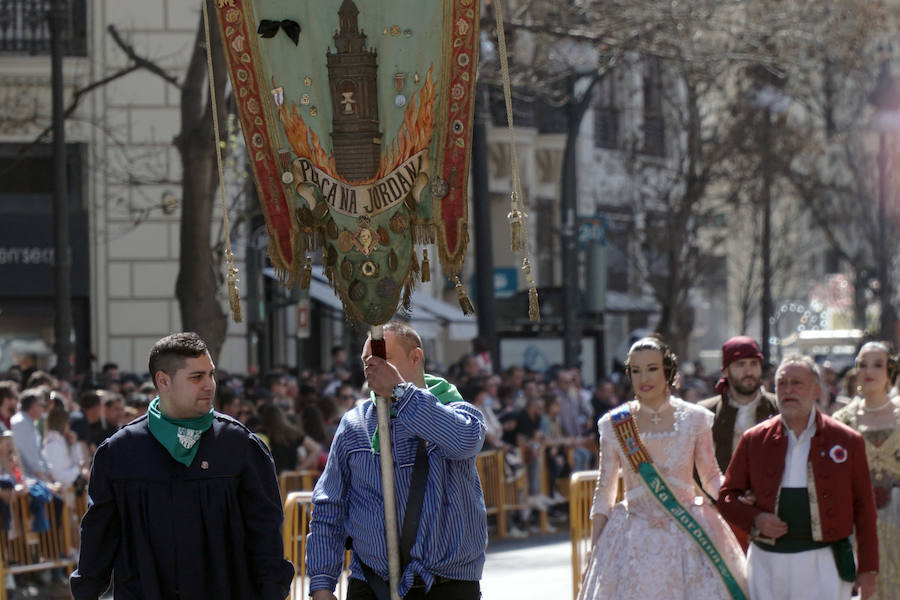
[{"xmin": 347, "ymin": 576, "xmax": 481, "ymax": 600}]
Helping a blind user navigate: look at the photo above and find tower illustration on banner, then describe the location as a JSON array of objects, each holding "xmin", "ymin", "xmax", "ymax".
[{"xmin": 326, "ymin": 0, "xmax": 382, "ymax": 182}]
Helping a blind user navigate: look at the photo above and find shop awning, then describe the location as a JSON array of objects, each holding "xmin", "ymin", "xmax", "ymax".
[{"xmin": 263, "ymin": 267, "xmax": 476, "ymax": 340}]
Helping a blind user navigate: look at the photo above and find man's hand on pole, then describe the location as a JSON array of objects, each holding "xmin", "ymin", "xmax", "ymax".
[{"xmin": 364, "ymin": 355, "xmax": 405, "ymax": 399}]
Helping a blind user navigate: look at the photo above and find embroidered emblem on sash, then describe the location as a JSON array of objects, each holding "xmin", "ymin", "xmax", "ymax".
[{"xmin": 177, "ymin": 427, "xmax": 202, "ymax": 449}]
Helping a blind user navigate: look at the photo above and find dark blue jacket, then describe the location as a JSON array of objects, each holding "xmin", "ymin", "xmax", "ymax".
[{"xmin": 70, "ymin": 413, "xmax": 294, "ymax": 600}]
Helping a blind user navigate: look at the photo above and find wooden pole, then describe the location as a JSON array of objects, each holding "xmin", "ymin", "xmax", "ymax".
[{"xmin": 369, "ymin": 325, "xmax": 402, "ymax": 600}]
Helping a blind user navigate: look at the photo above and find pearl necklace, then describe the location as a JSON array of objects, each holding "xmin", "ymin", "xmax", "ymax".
[
  {"xmin": 860, "ymin": 397, "xmax": 894, "ymax": 413},
  {"xmin": 639, "ymin": 399, "xmax": 672, "ymax": 425}
]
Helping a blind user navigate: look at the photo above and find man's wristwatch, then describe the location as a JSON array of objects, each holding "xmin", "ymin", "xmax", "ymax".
[{"xmin": 391, "ymin": 382, "xmax": 412, "ymax": 402}]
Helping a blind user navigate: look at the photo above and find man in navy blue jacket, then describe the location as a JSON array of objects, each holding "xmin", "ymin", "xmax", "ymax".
[{"xmin": 70, "ymin": 332, "xmax": 293, "ymax": 600}]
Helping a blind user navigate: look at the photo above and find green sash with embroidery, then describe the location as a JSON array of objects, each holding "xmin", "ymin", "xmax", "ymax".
[{"xmin": 610, "ymin": 404, "xmax": 746, "ymax": 600}]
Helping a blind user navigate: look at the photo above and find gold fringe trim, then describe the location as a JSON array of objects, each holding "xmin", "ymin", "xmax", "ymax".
[
  {"xmin": 299, "ymin": 256, "xmax": 312, "ymax": 290},
  {"xmin": 455, "ymin": 276, "xmax": 475, "ymax": 315},
  {"xmin": 420, "ymin": 249, "xmax": 431, "ymax": 282},
  {"xmin": 269, "ymin": 237, "xmax": 299, "ymax": 288}
]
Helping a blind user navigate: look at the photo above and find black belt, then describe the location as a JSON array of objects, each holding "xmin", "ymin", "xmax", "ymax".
[{"xmin": 410, "ymin": 574, "xmax": 461, "ymax": 589}]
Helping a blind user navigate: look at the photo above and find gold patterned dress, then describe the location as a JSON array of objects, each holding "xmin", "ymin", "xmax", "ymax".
[
  {"xmin": 577, "ymin": 399, "xmax": 747, "ymax": 599},
  {"xmin": 833, "ymin": 397, "xmax": 900, "ymax": 599}
]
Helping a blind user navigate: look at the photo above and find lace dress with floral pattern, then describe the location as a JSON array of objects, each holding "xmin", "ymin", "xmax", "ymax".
[
  {"xmin": 577, "ymin": 399, "xmax": 747, "ymax": 600},
  {"xmin": 833, "ymin": 398, "xmax": 900, "ymax": 600}
]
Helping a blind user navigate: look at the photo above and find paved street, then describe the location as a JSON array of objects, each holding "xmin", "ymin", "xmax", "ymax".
[{"xmin": 481, "ymin": 532, "xmax": 572, "ymax": 599}]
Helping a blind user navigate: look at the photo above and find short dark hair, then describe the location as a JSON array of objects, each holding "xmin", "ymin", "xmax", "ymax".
[
  {"xmin": 101, "ymin": 362, "xmax": 119, "ymax": 374},
  {"xmin": 148, "ymin": 332, "xmax": 209, "ymax": 389},
  {"xmin": 25, "ymin": 370, "xmax": 53, "ymax": 390},
  {"xmin": 0, "ymin": 382, "xmax": 18, "ymax": 405},
  {"xmin": 19, "ymin": 389, "xmax": 45, "ymax": 412},
  {"xmin": 104, "ymin": 393, "xmax": 124, "ymax": 408},
  {"xmin": 263, "ymin": 370, "xmax": 287, "ymax": 391},
  {"xmin": 78, "ymin": 390, "xmax": 103, "ymax": 411}
]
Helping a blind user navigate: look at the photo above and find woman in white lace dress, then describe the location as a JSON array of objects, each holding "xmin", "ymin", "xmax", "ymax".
[{"xmin": 577, "ymin": 337, "xmax": 748, "ymax": 600}]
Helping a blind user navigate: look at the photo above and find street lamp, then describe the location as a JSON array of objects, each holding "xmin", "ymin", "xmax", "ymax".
[
  {"xmin": 48, "ymin": 0, "xmax": 72, "ymax": 382},
  {"xmin": 868, "ymin": 61, "xmax": 900, "ymax": 343},
  {"xmin": 748, "ymin": 71, "xmax": 790, "ymax": 365}
]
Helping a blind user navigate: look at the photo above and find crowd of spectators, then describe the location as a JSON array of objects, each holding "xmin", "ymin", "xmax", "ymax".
[{"xmin": 0, "ymin": 344, "xmax": 866, "ymax": 551}]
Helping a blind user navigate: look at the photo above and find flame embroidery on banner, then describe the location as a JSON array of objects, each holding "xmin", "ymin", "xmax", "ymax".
[
  {"xmin": 375, "ymin": 65, "xmax": 436, "ymax": 179},
  {"xmin": 277, "ymin": 65, "xmax": 435, "ymax": 186}
]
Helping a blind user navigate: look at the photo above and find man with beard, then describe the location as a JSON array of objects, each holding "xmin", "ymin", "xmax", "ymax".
[{"xmin": 700, "ymin": 336, "xmax": 779, "ymax": 475}]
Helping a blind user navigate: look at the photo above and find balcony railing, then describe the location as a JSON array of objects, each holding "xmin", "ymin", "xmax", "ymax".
[{"xmin": 0, "ymin": 0, "xmax": 87, "ymax": 57}]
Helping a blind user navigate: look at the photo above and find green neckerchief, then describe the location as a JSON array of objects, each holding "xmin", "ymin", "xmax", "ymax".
[
  {"xmin": 370, "ymin": 374, "xmax": 462, "ymax": 452},
  {"xmin": 147, "ymin": 397, "xmax": 215, "ymax": 467}
]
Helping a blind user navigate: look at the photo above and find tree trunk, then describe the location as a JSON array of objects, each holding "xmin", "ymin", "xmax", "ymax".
[{"xmin": 174, "ymin": 0, "xmax": 229, "ymax": 362}]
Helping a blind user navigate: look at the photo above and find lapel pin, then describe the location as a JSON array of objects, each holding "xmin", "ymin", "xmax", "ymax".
[{"xmin": 201, "ymin": 461, "xmax": 209, "ymax": 470}]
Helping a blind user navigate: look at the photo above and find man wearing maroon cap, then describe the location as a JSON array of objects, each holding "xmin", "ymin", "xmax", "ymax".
[{"xmin": 700, "ymin": 335, "xmax": 778, "ymax": 473}]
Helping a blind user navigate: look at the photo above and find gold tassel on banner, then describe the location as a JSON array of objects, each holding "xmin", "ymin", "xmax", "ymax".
[
  {"xmin": 300, "ymin": 256, "xmax": 312, "ymax": 290},
  {"xmin": 455, "ymin": 277, "xmax": 475, "ymax": 315},
  {"xmin": 493, "ymin": 0, "xmax": 540, "ymax": 322},
  {"xmin": 225, "ymin": 249, "xmax": 243, "ymax": 323},
  {"xmin": 508, "ymin": 192, "xmax": 525, "ymax": 252},
  {"xmin": 421, "ymin": 249, "xmax": 431, "ymax": 282},
  {"xmin": 522, "ymin": 257, "xmax": 540, "ymax": 322}
]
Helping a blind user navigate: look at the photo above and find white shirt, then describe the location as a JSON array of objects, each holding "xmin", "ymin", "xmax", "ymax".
[
  {"xmin": 732, "ymin": 390, "xmax": 762, "ymax": 452},
  {"xmin": 780, "ymin": 408, "xmax": 817, "ymax": 487},
  {"xmin": 42, "ymin": 430, "xmax": 85, "ymax": 485}
]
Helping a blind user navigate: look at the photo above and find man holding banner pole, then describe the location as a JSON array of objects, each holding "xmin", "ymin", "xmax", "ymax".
[{"xmin": 307, "ymin": 321, "xmax": 487, "ymax": 600}]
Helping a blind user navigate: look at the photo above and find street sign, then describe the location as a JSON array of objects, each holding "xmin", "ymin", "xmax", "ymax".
[
  {"xmin": 494, "ymin": 268, "xmax": 518, "ymax": 298},
  {"xmin": 578, "ymin": 215, "xmax": 608, "ymax": 245}
]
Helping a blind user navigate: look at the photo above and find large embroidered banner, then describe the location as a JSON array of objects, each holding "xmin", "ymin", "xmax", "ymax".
[{"xmin": 214, "ymin": 0, "xmax": 479, "ymax": 325}]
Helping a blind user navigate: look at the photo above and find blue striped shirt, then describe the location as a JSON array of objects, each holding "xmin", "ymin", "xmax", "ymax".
[{"xmin": 306, "ymin": 384, "xmax": 487, "ymax": 596}]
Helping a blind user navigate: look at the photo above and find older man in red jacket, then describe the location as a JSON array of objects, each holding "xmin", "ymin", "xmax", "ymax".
[{"xmin": 719, "ymin": 354, "xmax": 878, "ymax": 600}]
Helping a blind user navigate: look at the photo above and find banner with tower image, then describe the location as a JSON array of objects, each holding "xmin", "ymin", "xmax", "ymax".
[{"xmin": 214, "ymin": 0, "xmax": 479, "ymax": 325}]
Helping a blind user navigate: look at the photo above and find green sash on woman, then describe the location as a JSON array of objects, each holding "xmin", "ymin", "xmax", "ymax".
[{"xmin": 610, "ymin": 404, "xmax": 747, "ymax": 600}]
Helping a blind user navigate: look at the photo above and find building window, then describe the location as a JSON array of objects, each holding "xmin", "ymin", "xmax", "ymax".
[
  {"xmin": 0, "ymin": 0, "xmax": 87, "ymax": 57},
  {"xmin": 642, "ymin": 58, "xmax": 665, "ymax": 157},
  {"xmin": 593, "ymin": 74, "xmax": 618, "ymax": 149}
]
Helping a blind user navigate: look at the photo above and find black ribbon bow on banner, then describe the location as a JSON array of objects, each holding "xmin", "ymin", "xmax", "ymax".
[{"xmin": 257, "ymin": 19, "xmax": 301, "ymax": 45}]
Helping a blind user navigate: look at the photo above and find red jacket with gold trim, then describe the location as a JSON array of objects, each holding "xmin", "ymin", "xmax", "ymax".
[{"xmin": 718, "ymin": 410, "xmax": 879, "ymax": 573}]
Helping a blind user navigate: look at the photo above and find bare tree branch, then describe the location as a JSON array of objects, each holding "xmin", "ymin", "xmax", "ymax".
[
  {"xmin": 0, "ymin": 24, "xmax": 182, "ymax": 179},
  {"xmin": 107, "ymin": 25, "xmax": 183, "ymax": 90}
]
